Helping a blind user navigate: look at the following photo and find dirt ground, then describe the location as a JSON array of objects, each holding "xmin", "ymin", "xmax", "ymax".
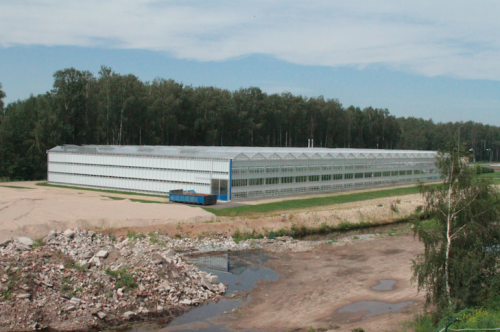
[
  {"xmin": 222, "ymin": 235, "xmax": 424, "ymax": 332},
  {"xmin": 0, "ymin": 182, "xmax": 213, "ymax": 242},
  {"xmin": 0, "ymin": 182, "xmax": 425, "ymax": 242}
]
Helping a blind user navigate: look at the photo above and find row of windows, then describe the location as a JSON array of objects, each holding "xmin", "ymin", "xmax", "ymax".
[
  {"xmin": 231, "ymin": 170, "xmax": 430, "ymax": 187},
  {"xmin": 49, "ymin": 161, "xmax": 228, "ymax": 175},
  {"xmin": 232, "ymin": 176, "xmax": 440, "ymax": 199},
  {"xmin": 48, "ymin": 172, "xmax": 209, "ymax": 186},
  {"xmin": 233, "ymin": 162, "xmax": 435, "ymax": 174}
]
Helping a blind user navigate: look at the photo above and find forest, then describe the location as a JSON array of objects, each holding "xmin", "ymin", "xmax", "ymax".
[{"xmin": 1, "ymin": 66, "xmax": 500, "ymax": 181}]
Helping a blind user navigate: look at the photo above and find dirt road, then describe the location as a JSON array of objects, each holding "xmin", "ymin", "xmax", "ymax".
[{"xmin": 224, "ymin": 235, "xmax": 424, "ymax": 332}]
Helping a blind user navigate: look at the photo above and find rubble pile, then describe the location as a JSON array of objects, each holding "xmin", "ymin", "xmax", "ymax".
[
  {"xmin": 0, "ymin": 230, "xmax": 235, "ymax": 331},
  {"xmin": 0, "ymin": 229, "xmax": 314, "ymax": 331}
]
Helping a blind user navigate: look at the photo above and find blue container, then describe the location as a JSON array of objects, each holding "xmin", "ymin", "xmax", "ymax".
[{"xmin": 169, "ymin": 190, "xmax": 217, "ymax": 206}]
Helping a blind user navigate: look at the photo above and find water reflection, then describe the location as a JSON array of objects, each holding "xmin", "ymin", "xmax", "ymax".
[{"xmin": 126, "ymin": 251, "xmax": 281, "ymax": 332}]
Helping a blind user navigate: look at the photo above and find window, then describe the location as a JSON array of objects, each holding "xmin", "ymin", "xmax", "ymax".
[
  {"xmin": 355, "ymin": 173, "xmax": 363, "ymax": 179},
  {"xmin": 345, "ymin": 165, "xmax": 354, "ymax": 170},
  {"xmin": 374, "ymin": 172, "xmax": 382, "ymax": 177},
  {"xmin": 249, "ymin": 167, "xmax": 265, "ymax": 174},
  {"xmin": 231, "ymin": 179, "xmax": 247, "ymax": 187},
  {"xmin": 266, "ymin": 167, "xmax": 280, "ymax": 173},
  {"xmin": 355, "ymin": 164, "xmax": 364, "ymax": 169},
  {"xmin": 321, "ymin": 175, "xmax": 332, "ymax": 181},
  {"xmin": 391, "ymin": 171, "xmax": 399, "ymax": 176},
  {"xmin": 334, "ymin": 165, "xmax": 343, "ymax": 170},
  {"xmin": 383, "ymin": 171, "xmax": 391, "ymax": 177},
  {"xmin": 232, "ymin": 168, "xmax": 248, "ymax": 174},
  {"xmin": 249, "ymin": 178, "xmax": 264, "ymax": 186},
  {"xmin": 309, "ymin": 175, "xmax": 320, "ymax": 182},
  {"xmin": 345, "ymin": 173, "xmax": 354, "ymax": 179},
  {"xmin": 281, "ymin": 166, "xmax": 294, "ymax": 173},
  {"xmin": 281, "ymin": 177, "xmax": 293, "ymax": 184},
  {"xmin": 333, "ymin": 174, "xmax": 343, "ymax": 180},
  {"xmin": 309, "ymin": 165, "xmax": 321, "ymax": 172},
  {"xmin": 365, "ymin": 172, "xmax": 373, "ymax": 178},
  {"xmin": 266, "ymin": 177, "xmax": 279, "ymax": 185},
  {"xmin": 322, "ymin": 165, "xmax": 334, "ymax": 171},
  {"xmin": 296, "ymin": 176, "xmax": 307, "ymax": 183},
  {"xmin": 407, "ymin": 170, "xmax": 413, "ymax": 175},
  {"xmin": 399, "ymin": 170, "xmax": 406, "ymax": 176},
  {"xmin": 296, "ymin": 166, "xmax": 308, "ymax": 172}
]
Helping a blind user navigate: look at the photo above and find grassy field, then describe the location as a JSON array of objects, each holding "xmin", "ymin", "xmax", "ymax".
[
  {"xmin": 478, "ymin": 171, "xmax": 500, "ymax": 183},
  {"xmin": 204, "ymin": 185, "xmax": 427, "ymax": 217},
  {"xmin": 37, "ymin": 182, "xmax": 169, "ymax": 199},
  {"xmin": 0, "ymin": 185, "xmax": 35, "ymax": 189}
]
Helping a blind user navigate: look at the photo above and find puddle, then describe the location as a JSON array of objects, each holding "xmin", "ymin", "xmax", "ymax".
[
  {"xmin": 124, "ymin": 251, "xmax": 281, "ymax": 332},
  {"xmin": 337, "ymin": 300, "xmax": 415, "ymax": 319},
  {"xmin": 371, "ymin": 280, "xmax": 397, "ymax": 291}
]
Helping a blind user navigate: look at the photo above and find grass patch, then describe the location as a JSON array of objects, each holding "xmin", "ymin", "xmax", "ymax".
[
  {"xmin": 105, "ymin": 268, "xmax": 137, "ymax": 291},
  {"xmin": 36, "ymin": 182, "xmax": 168, "ymax": 198},
  {"xmin": 102, "ymin": 196, "xmax": 126, "ymax": 200},
  {"xmin": 127, "ymin": 230, "xmax": 146, "ymax": 240},
  {"xmin": 129, "ymin": 198, "xmax": 166, "ymax": 204},
  {"xmin": 0, "ymin": 185, "xmax": 34, "ymax": 189},
  {"xmin": 32, "ymin": 238, "xmax": 45, "ymax": 248},
  {"xmin": 205, "ymin": 185, "xmax": 434, "ymax": 217}
]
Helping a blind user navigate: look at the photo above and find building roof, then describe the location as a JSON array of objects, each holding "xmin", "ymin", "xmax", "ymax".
[{"xmin": 49, "ymin": 145, "xmax": 437, "ymax": 161}]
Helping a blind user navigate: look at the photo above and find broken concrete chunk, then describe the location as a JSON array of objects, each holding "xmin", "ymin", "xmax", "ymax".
[
  {"xmin": 97, "ymin": 311, "xmax": 106, "ymax": 319},
  {"xmin": 63, "ymin": 229, "xmax": 75, "ymax": 238},
  {"xmin": 179, "ymin": 299, "xmax": 192, "ymax": 305},
  {"xmin": 17, "ymin": 237, "xmax": 33, "ymax": 246},
  {"xmin": 43, "ymin": 230, "xmax": 57, "ymax": 243},
  {"xmin": 95, "ymin": 250, "xmax": 109, "ymax": 258},
  {"xmin": 218, "ymin": 283, "xmax": 226, "ymax": 294},
  {"xmin": 64, "ymin": 305, "xmax": 76, "ymax": 312},
  {"xmin": 80, "ymin": 251, "xmax": 94, "ymax": 259},
  {"xmin": 207, "ymin": 275, "xmax": 219, "ymax": 284},
  {"xmin": 0, "ymin": 238, "xmax": 12, "ymax": 248},
  {"xmin": 123, "ymin": 311, "xmax": 136, "ymax": 319},
  {"xmin": 17, "ymin": 293, "xmax": 31, "ymax": 299}
]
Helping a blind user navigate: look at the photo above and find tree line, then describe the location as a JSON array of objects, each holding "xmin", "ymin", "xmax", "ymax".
[{"xmin": 0, "ymin": 66, "xmax": 499, "ymax": 181}]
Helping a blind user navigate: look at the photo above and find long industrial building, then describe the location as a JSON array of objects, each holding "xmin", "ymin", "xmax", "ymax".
[{"xmin": 47, "ymin": 145, "xmax": 439, "ymax": 201}]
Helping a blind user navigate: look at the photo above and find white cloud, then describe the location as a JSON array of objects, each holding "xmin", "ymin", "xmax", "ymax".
[{"xmin": 1, "ymin": 0, "xmax": 500, "ymax": 80}]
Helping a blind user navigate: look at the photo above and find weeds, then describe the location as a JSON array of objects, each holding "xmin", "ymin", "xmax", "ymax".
[
  {"xmin": 32, "ymin": 238, "xmax": 45, "ymax": 248},
  {"xmin": 105, "ymin": 268, "xmax": 138, "ymax": 290},
  {"xmin": 127, "ymin": 230, "xmax": 146, "ymax": 240}
]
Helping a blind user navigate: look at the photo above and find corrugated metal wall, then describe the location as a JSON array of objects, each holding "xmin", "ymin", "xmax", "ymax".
[{"xmin": 48, "ymin": 152, "xmax": 230, "ymax": 197}]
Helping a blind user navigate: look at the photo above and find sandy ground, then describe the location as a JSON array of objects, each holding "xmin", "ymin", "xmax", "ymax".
[
  {"xmin": 0, "ymin": 182, "xmax": 213, "ymax": 242},
  {"xmin": 223, "ymin": 235, "xmax": 424, "ymax": 332},
  {"xmin": 0, "ymin": 181, "xmax": 425, "ymax": 242}
]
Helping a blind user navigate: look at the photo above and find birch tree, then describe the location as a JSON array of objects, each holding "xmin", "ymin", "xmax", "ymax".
[{"xmin": 413, "ymin": 148, "xmax": 500, "ymax": 311}]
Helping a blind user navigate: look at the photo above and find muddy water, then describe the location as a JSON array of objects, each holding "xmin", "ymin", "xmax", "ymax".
[
  {"xmin": 126, "ymin": 251, "xmax": 281, "ymax": 332},
  {"xmin": 337, "ymin": 300, "xmax": 415, "ymax": 318},
  {"xmin": 371, "ymin": 280, "xmax": 398, "ymax": 291}
]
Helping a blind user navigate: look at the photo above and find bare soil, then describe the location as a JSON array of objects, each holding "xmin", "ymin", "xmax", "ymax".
[
  {"xmin": 221, "ymin": 235, "xmax": 424, "ymax": 332},
  {"xmin": 0, "ymin": 182, "xmax": 424, "ymax": 243}
]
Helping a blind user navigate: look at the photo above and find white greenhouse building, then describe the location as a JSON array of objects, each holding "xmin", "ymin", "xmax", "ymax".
[{"xmin": 47, "ymin": 145, "xmax": 439, "ymax": 201}]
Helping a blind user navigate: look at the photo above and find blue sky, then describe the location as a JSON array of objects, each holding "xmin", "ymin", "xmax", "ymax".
[{"xmin": 1, "ymin": 1, "xmax": 500, "ymax": 125}]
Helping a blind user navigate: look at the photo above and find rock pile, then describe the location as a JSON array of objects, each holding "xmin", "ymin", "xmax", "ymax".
[{"xmin": 0, "ymin": 230, "xmax": 235, "ymax": 331}]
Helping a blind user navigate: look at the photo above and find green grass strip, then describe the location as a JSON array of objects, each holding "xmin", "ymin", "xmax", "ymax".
[
  {"xmin": 0, "ymin": 185, "xmax": 35, "ymax": 189},
  {"xmin": 129, "ymin": 198, "xmax": 167, "ymax": 204},
  {"xmin": 37, "ymin": 182, "xmax": 169, "ymax": 198},
  {"xmin": 102, "ymin": 196, "xmax": 126, "ymax": 201},
  {"xmin": 204, "ymin": 185, "xmax": 428, "ymax": 217}
]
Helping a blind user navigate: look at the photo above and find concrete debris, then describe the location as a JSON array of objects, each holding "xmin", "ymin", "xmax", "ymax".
[
  {"xmin": 95, "ymin": 250, "xmax": 109, "ymax": 258},
  {"xmin": 0, "ymin": 238, "xmax": 12, "ymax": 248},
  {"xmin": 17, "ymin": 236, "xmax": 34, "ymax": 247},
  {"xmin": 0, "ymin": 228, "xmax": 242, "ymax": 331},
  {"xmin": 207, "ymin": 275, "xmax": 219, "ymax": 284}
]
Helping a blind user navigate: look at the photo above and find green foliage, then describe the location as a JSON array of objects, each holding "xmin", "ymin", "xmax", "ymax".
[
  {"xmin": 127, "ymin": 230, "xmax": 146, "ymax": 240},
  {"xmin": 413, "ymin": 147, "xmax": 500, "ymax": 312},
  {"xmin": 32, "ymin": 238, "xmax": 45, "ymax": 248},
  {"xmin": 2, "ymin": 71, "xmax": 500, "ymax": 182},
  {"xmin": 105, "ymin": 268, "xmax": 137, "ymax": 290},
  {"xmin": 206, "ymin": 186, "xmax": 428, "ymax": 217}
]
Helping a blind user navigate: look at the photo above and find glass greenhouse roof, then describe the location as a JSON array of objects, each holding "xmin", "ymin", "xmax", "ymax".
[{"xmin": 50, "ymin": 145, "xmax": 437, "ymax": 160}]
